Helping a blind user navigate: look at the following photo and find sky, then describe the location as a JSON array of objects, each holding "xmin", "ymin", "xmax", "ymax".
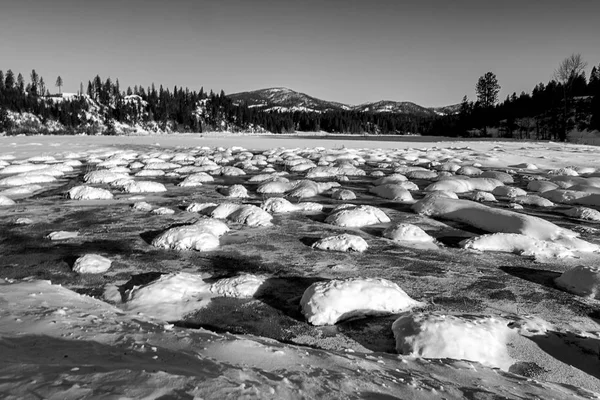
[{"xmin": 1, "ymin": 0, "xmax": 599, "ymax": 107}]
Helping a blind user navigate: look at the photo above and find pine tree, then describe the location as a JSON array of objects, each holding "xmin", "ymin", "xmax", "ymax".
[
  {"xmin": 475, "ymin": 72, "xmax": 501, "ymax": 108},
  {"xmin": 39, "ymin": 77, "xmax": 45, "ymax": 97},
  {"xmin": 55, "ymin": 76, "xmax": 63, "ymax": 93},
  {"xmin": 0, "ymin": 70, "xmax": 4, "ymax": 92},
  {"xmin": 30, "ymin": 70, "xmax": 39, "ymax": 96},
  {"xmin": 5, "ymin": 70, "xmax": 15, "ymax": 90},
  {"xmin": 17, "ymin": 73, "xmax": 25, "ymax": 93}
]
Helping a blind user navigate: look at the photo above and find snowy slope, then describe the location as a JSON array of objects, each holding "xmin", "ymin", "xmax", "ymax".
[{"xmin": 228, "ymin": 87, "xmax": 351, "ymax": 113}]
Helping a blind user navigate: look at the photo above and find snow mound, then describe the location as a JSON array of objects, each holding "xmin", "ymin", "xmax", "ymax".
[
  {"xmin": 122, "ymin": 181, "xmax": 167, "ymax": 193},
  {"xmin": 14, "ymin": 217, "xmax": 33, "ymax": 224},
  {"xmin": 135, "ymin": 169, "xmax": 165, "ymax": 177},
  {"xmin": 331, "ymin": 188, "xmax": 356, "ymax": 200},
  {"xmin": 412, "ymin": 196, "xmax": 574, "ymax": 241},
  {"xmin": 405, "ymin": 170, "xmax": 438, "ymax": 180},
  {"xmin": 261, "ymin": 197, "xmax": 322, "ymax": 213},
  {"xmin": 563, "ymin": 207, "xmax": 600, "ymax": 221},
  {"xmin": 527, "ymin": 181, "xmax": 559, "ymax": 193},
  {"xmin": 492, "ymin": 186, "xmax": 527, "ymax": 198},
  {"xmin": 467, "ymin": 191, "xmax": 497, "ymax": 202},
  {"xmin": 0, "ymin": 184, "xmax": 43, "ymax": 197},
  {"xmin": 152, "ymin": 207, "xmax": 175, "ymax": 215},
  {"xmin": 0, "ymin": 163, "xmax": 48, "ymax": 175},
  {"xmin": 124, "ymin": 272, "xmax": 213, "ymax": 321},
  {"xmin": 301, "ymin": 278, "xmax": 423, "ymax": 326},
  {"xmin": 373, "ymin": 174, "xmax": 407, "ymax": 185},
  {"xmin": 186, "ymin": 202, "xmax": 218, "ymax": 213},
  {"xmin": 325, "ymin": 205, "xmax": 391, "ymax": 227},
  {"xmin": 287, "ymin": 180, "xmax": 340, "ymax": 199},
  {"xmin": 84, "ymin": 170, "xmax": 129, "ymax": 184},
  {"xmin": 425, "ymin": 178, "xmax": 503, "ymax": 193},
  {"xmin": 0, "ymin": 195, "xmax": 16, "ymax": 205},
  {"xmin": 392, "ymin": 313, "xmax": 513, "ymax": 370},
  {"xmin": 67, "ymin": 185, "xmax": 113, "ymax": 200},
  {"xmin": 480, "ymin": 171, "xmax": 514, "ymax": 184},
  {"xmin": 132, "ymin": 201, "xmax": 153, "ymax": 211},
  {"xmin": 151, "ymin": 219, "xmax": 229, "ymax": 251},
  {"xmin": 178, "ymin": 172, "xmax": 214, "ymax": 187},
  {"xmin": 0, "ymin": 174, "xmax": 56, "ymax": 186},
  {"xmin": 456, "ymin": 166, "xmax": 482, "ymax": 176},
  {"xmin": 46, "ymin": 231, "xmax": 79, "ymax": 240},
  {"xmin": 512, "ymin": 195, "xmax": 554, "ymax": 207},
  {"xmin": 256, "ymin": 180, "xmax": 295, "ymax": 194},
  {"xmin": 72, "ymin": 254, "xmax": 112, "ymax": 274},
  {"xmin": 210, "ymin": 203, "xmax": 273, "ymax": 226},
  {"xmin": 312, "ymin": 234, "xmax": 368, "ymax": 252},
  {"xmin": 210, "ymin": 274, "xmax": 267, "ymax": 298},
  {"xmin": 217, "ymin": 184, "xmax": 249, "ymax": 198},
  {"xmin": 383, "ymin": 223, "xmax": 435, "ymax": 243},
  {"xmin": 460, "ymin": 233, "xmax": 573, "ymax": 259},
  {"xmin": 369, "ymin": 184, "xmax": 414, "ymax": 201},
  {"xmin": 555, "ymin": 265, "xmax": 600, "ymax": 299}
]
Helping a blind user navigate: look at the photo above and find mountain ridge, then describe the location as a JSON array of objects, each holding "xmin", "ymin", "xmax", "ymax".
[{"xmin": 228, "ymin": 87, "xmax": 459, "ymax": 116}]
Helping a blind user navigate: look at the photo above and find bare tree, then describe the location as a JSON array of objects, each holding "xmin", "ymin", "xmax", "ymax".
[{"xmin": 554, "ymin": 54, "xmax": 587, "ymax": 140}]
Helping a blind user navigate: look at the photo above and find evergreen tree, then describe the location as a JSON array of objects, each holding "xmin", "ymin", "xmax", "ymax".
[
  {"xmin": 5, "ymin": 70, "xmax": 15, "ymax": 90},
  {"xmin": 39, "ymin": 77, "xmax": 45, "ymax": 97},
  {"xmin": 475, "ymin": 72, "xmax": 501, "ymax": 108},
  {"xmin": 55, "ymin": 76, "xmax": 63, "ymax": 93},
  {"xmin": 0, "ymin": 70, "xmax": 4, "ymax": 92},
  {"xmin": 17, "ymin": 73, "xmax": 25, "ymax": 93},
  {"xmin": 30, "ymin": 70, "xmax": 39, "ymax": 96}
]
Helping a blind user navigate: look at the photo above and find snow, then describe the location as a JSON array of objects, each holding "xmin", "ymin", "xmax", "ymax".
[
  {"xmin": 67, "ymin": 185, "xmax": 114, "ymax": 200},
  {"xmin": 217, "ymin": 184, "xmax": 249, "ymax": 198},
  {"xmin": 72, "ymin": 254, "xmax": 112, "ymax": 274},
  {"xmin": 512, "ymin": 195, "xmax": 554, "ymax": 207},
  {"xmin": 331, "ymin": 188, "xmax": 356, "ymax": 200},
  {"xmin": 84, "ymin": 170, "xmax": 129, "ymax": 184},
  {"xmin": 261, "ymin": 197, "xmax": 323, "ymax": 213},
  {"xmin": 208, "ymin": 203, "xmax": 273, "ymax": 226},
  {"xmin": 425, "ymin": 177, "xmax": 504, "ymax": 193},
  {"xmin": 301, "ymin": 278, "xmax": 423, "ymax": 325},
  {"xmin": 132, "ymin": 201, "xmax": 153, "ymax": 211},
  {"xmin": 383, "ymin": 223, "xmax": 436, "ymax": 243},
  {"xmin": 412, "ymin": 196, "xmax": 575, "ymax": 241},
  {"xmin": 152, "ymin": 206, "xmax": 175, "ymax": 215},
  {"xmin": 151, "ymin": 219, "xmax": 229, "ymax": 251},
  {"xmin": 0, "ymin": 173, "xmax": 57, "ymax": 186},
  {"xmin": 392, "ymin": 313, "xmax": 513, "ymax": 370},
  {"xmin": 369, "ymin": 184, "xmax": 414, "ymax": 201},
  {"xmin": 326, "ymin": 204, "xmax": 391, "ymax": 227},
  {"xmin": 555, "ymin": 265, "xmax": 600, "ymax": 299},
  {"xmin": 124, "ymin": 272, "xmax": 213, "ymax": 321},
  {"xmin": 210, "ymin": 274, "xmax": 267, "ymax": 298},
  {"xmin": 563, "ymin": 206, "xmax": 600, "ymax": 221},
  {"xmin": 121, "ymin": 180, "xmax": 167, "ymax": 193},
  {"xmin": 492, "ymin": 186, "xmax": 528, "ymax": 198},
  {"xmin": 0, "ymin": 195, "xmax": 16, "ymax": 205},
  {"xmin": 460, "ymin": 233, "xmax": 573, "ymax": 259},
  {"xmin": 46, "ymin": 231, "xmax": 79, "ymax": 240},
  {"xmin": 311, "ymin": 234, "xmax": 368, "ymax": 252}
]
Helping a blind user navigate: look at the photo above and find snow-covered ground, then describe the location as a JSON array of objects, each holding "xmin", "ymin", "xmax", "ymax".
[{"xmin": 1, "ymin": 133, "xmax": 600, "ymax": 399}]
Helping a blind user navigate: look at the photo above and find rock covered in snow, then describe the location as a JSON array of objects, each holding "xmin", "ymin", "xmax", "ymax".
[
  {"xmin": 67, "ymin": 185, "xmax": 113, "ymax": 200},
  {"xmin": 492, "ymin": 186, "xmax": 527, "ymax": 198},
  {"xmin": 131, "ymin": 201, "xmax": 153, "ymax": 211},
  {"xmin": 0, "ymin": 174, "xmax": 57, "ymax": 186},
  {"xmin": 562, "ymin": 207, "xmax": 600, "ymax": 221},
  {"xmin": 121, "ymin": 181, "xmax": 167, "ymax": 193},
  {"xmin": 151, "ymin": 218, "xmax": 229, "ymax": 251},
  {"xmin": 555, "ymin": 265, "xmax": 600, "ymax": 299},
  {"xmin": 260, "ymin": 197, "xmax": 322, "ymax": 213},
  {"xmin": 467, "ymin": 191, "xmax": 497, "ymax": 202},
  {"xmin": 369, "ymin": 184, "xmax": 413, "ymax": 201},
  {"xmin": 152, "ymin": 207, "xmax": 175, "ymax": 215},
  {"xmin": 325, "ymin": 205, "xmax": 390, "ymax": 227},
  {"xmin": 460, "ymin": 233, "xmax": 573, "ymax": 259},
  {"xmin": 84, "ymin": 170, "xmax": 129, "ymax": 184},
  {"xmin": 392, "ymin": 313, "xmax": 513, "ymax": 370},
  {"xmin": 527, "ymin": 180, "xmax": 558, "ymax": 193},
  {"xmin": 186, "ymin": 202, "xmax": 218, "ymax": 213},
  {"xmin": 383, "ymin": 223, "xmax": 435, "ymax": 243},
  {"xmin": 331, "ymin": 189, "xmax": 356, "ymax": 200},
  {"xmin": 425, "ymin": 177, "xmax": 504, "ymax": 193},
  {"xmin": 311, "ymin": 234, "xmax": 368, "ymax": 252},
  {"xmin": 72, "ymin": 254, "xmax": 112, "ymax": 274},
  {"xmin": 46, "ymin": 231, "xmax": 79, "ymax": 240},
  {"xmin": 210, "ymin": 274, "xmax": 267, "ymax": 298},
  {"xmin": 210, "ymin": 203, "xmax": 273, "ymax": 226},
  {"xmin": 512, "ymin": 195, "xmax": 554, "ymax": 207},
  {"xmin": 301, "ymin": 278, "xmax": 423, "ymax": 326},
  {"xmin": 0, "ymin": 195, "xmax": 16, "ymax": 205},
  {"xmin": 217, "ymin": 184, "xmax": 249, "ymax": 198}
]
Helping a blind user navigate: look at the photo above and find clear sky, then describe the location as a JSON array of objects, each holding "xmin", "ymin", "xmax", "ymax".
[{"xmin": 1, "ymin": 0, "xmax": 598, "ymax": 107}]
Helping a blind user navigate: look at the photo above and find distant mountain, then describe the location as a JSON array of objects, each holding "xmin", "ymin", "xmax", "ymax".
[
  {"xmin": 430, "ymin": 103, "xmax": 461, "ymax": 116},
  {"xmin": 228, "ymin": 88, "xmax": 457, "ymax": 117},
  {"xmin": 352, "ymin": 100, "xmax": 436, "ymax": 116},
  {"xmin": 228, "ymin": 87, "xmax": 350, "ymax": 113}
]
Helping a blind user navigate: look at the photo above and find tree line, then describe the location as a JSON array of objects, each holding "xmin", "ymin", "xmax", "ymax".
[{"xmin": 1, "ymin": 54, "xmax": 599, "ymax": 138}]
